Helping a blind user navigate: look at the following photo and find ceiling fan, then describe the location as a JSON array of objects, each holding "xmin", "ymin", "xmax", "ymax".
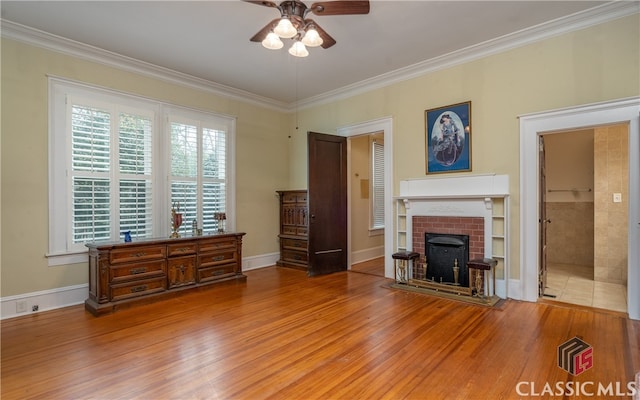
[{"xmin": 244, "ymin": 0, "xmax": 370, "ymax": 57}]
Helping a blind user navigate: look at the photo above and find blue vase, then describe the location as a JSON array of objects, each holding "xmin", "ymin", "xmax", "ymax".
[{"xmin": 123, "ymin": 231, "xmax": 132, "ymax": 242}]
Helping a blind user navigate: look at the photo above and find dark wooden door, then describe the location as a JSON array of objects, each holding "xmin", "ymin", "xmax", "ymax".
[{"xmin": 307, "ymin": 132, "xmax": 347, "ymax": 276}]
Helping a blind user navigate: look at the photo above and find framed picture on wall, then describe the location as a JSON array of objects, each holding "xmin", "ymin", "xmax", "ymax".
[{"xmin": 425, "ymin": 101, "xmax": 471, "ymax": 174}]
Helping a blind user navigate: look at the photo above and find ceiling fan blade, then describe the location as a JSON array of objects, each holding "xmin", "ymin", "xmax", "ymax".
[
  {"xmin": 306, "ymin": 20, "xmax": 336, "ymax": 49},
  {"xmin": 242, "ymin": 0, "xmax": 279, "ymax": 9},
  {"xmin": 250, "ymin": 18, "xmax": 280, "ymax": 42},
  {"xmin": 309, "ymin": 1, "xmax": 370, "ymax": 16}
]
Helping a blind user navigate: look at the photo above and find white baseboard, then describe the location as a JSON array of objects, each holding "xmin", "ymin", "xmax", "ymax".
[
  {"xmin": 0, "ymin": 253, "xmax": 280, "ymax": 320},
  {"xmin": 351, "ymin": 246, "xmax": 385, "ymax": 265},
  {"xmin": 1, "ymin": 284, "xmax": 88, "ymax": 320},
  {"xmin": 243, "ymin": 252, "xmax": 279, "ymax": 271}
]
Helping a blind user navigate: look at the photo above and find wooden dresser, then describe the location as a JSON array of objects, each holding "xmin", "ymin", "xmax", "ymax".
[
  {"xmin": 277, "ymin": 190, "xmax": 308, "ymax": 270},
  {"xmin": 85, "ymin": 232, "xmax": 245, "ymax": 316}
]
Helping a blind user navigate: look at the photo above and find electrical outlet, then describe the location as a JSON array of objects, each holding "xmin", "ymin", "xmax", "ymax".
[
  {"xmin": 32, "ymin": 305, "xmax": 39, "ymax": 312},
  {"xmin": 16, "ymin": 301, "xmax": 27, "ymax": 313},
  {"xmin": 613, "ymin": 193, "xmax": 622, "ymax": 203}
]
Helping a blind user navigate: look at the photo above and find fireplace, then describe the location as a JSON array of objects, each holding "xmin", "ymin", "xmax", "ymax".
[
  {"xmin": 395, "ymin": 175, "xmax": 509, "ymax": 299},
  {"xmin": 425, "ymin": 233, "xmax": 469, "ymax": 287}
]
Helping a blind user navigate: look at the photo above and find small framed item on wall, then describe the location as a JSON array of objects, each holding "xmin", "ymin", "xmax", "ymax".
[{"xmin": 425, "ymin": 101, "xmax": 471, "ymax": 174}]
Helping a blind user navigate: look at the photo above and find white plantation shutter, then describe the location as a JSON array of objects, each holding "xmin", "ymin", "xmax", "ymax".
[
  {"xmin": 202, "ymin": 127, "xmax": 226, "ymax": 233},
  {"xmin": 118, "ymin": 112, "xmax": 153, "ymax": 238},
  {"xmin": 371, "ymin": 139, "xmax": 385, "ymax": 229},
  {"xmin": 69, "ymin": 103, "xmax": 154, "ymax": 244},
  {"xmin": 170, "ymin": 121, "xmax": 227, "ymax": 235},
  {"xmin": 71, "ymin": 105, "xmax": 112, "ymax": 242},
  {"xmin": 49, "ymin": 79, "xmax": 236, "ymax": 265}
]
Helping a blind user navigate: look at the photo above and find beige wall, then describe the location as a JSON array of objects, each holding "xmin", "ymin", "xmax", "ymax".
[
  {"xmin": 1, "ymin": 14, "xmax": 638, "ymax": 298},
  {"xmin": 1, "ymin": 38, "xmax": 289, "ymax": 296},
  {"xmin": 288, "ymin": 15, "xmax": 639, "ymax": 281},
  {"xmin": 349, "ymin": 134, "xmax": 384, "ymax": 254},
  {"xmin": 594, "ymin": 124, "xmax": 629, "ymax": 284}
]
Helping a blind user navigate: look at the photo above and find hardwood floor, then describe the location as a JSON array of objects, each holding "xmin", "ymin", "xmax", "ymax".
[
  {"xmin": 2, "ymin": 266, "xmax": 639, "ymax": 399},
  {"xmin": 350, "ymin": 257, "xmax": 384, "ymax": 277}
]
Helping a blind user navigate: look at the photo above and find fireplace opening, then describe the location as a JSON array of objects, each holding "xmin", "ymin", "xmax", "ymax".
[{"xmin": 425, "ymin": 233, "xmax": 470, "ymax": 287}]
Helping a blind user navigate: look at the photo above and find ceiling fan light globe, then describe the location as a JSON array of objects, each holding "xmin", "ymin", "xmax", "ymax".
[
  {"xmin": 274, "ymin": 18, "xmax": 297, "ymax": 39},
  {"xmin": 262, "ymin": 32, "xmax": 284, "ymax": 50},
  {"xmin": 288, "ymin": 41, "xmax": 309, "ymax": 57},
  {"xmin": 301, "ymin": 28, "xmax": 323, "ymax": 47}
]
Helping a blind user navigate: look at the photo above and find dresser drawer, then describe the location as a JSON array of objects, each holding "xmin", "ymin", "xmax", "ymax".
[
  {"xmin": 198, "ymin": 264, "xmax": 237, "ymax": 283},
  {"xmin": 282, "ymin": 249, "xmax": 308, "ymax": 264},
  {"xmin": 198, "ymin": 250, "xmax": 237, "ymax": 268},
  {"xmin": 198, "ymin": 238, "xmax": 237, "ymax": 253},
  {"xmin": 110, "ymin": 277, "xmax": 166, "ymax": 302},
  {"xmin": 109, "ymin": 245, "xmax": 166, "ymax": 264},
  {"xmin": 167, "ymin": 242, "xmax": 197, "ymax": 257},
  {"xmin": 281, "ymin": 238, "xmax": 307, "ymax": 250},
  {"xmin": 110, "ymin": 260, "xmax": 166, "ymax": 282}
]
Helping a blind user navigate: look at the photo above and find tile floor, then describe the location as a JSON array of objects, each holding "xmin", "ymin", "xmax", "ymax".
[{"xmin": 544, "ymin": 263, "xmax": 627, "ymax": 313}]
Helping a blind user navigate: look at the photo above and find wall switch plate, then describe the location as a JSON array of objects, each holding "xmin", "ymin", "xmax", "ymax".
[{"xmin": 613, "ymin": 193, "xmax": 622, "ymax": 203}]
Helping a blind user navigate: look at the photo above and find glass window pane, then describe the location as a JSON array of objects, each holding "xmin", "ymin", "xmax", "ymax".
[
  {"xmin": 119, "ymin": 113, "xmax": 152, "ymax": 175},
  {"xmin": 71, "ymin": 105, "xmax": 110, "ymax": 172},
  {"xmin": 171, "ymin": 123, "xmax": 198, "ymax": 178},
  {"xmin": 203, "ymin": 128, "xmax": 226, "ymax": 180}
]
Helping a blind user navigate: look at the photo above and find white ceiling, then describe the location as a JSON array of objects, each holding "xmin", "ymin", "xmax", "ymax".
[{"xmin": 0, "ymin": 1, "xmax": 627, "ymax": 109}]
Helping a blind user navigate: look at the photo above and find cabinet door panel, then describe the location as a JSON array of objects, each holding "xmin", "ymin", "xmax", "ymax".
[{"xmin": 168, "ymin": 256, "xmax": 196, "ymax": 288}]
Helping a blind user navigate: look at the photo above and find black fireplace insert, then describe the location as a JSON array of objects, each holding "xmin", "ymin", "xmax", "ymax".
[{"xmin": 425, "ymin": 233, "xmax": 470, "ymax": 287}]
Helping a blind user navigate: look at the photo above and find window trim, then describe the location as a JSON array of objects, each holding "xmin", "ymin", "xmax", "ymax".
[{"xmin": 47, "ymin": 77, "xmax": 236, "ymax": 266}]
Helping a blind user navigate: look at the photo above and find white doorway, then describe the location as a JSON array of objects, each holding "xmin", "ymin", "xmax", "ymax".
[
  {"xmin": 337, "ymin": 117, "xmax": 394, "ymax": 279},
  {"xmin": 519, "ymin": 97, "xmax": 640, "ymax": 320}
]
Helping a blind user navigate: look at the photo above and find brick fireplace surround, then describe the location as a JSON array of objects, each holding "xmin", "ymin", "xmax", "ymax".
[{"xmin": 412, "ymin": 216, "xmax": 484, "ymax": 261}]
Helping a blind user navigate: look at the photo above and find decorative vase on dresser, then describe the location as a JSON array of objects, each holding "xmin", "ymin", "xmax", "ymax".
[{"xmin": 276, "ymin": 190, "xmax": 308, "ymax": 270}]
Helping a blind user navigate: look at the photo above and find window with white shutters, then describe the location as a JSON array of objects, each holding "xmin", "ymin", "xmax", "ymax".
[
  {"xmin": 48, "ymin": 78, "xmax": 235, "ymax": 266},
  {"xmin": 69, "ymin": 103, "xmax": 154, "ymax": 245},
  {"xmin": 371, "ymin": 138, "xmax": 385, "ymax": 230},
  {"xmin": 169, "ymin": 120, "xmax": 228, "ymax": 236}
]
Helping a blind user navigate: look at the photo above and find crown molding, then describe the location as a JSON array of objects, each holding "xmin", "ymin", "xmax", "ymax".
[
  {"xmin": 296, "ymin": 1, "xmax": 640, "ymax": 110},
  {"xmin": 2, "ymin": 1, "xmax": 638, "ymax": 113},
  {"xmin": 0, "ymin": 19, "xmax": 290, "ymax": 112}
]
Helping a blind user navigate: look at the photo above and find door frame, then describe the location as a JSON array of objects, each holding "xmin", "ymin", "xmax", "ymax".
[
  {"xmin": 337, "ymin": 117, "xmax": 394, "ymax": 279},
  {"xmin": 519, "ymin": 96, "xmax": 640, "ymax": 320}
]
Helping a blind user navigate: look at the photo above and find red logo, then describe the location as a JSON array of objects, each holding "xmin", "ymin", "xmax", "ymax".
[{"xmin": 558, "ymin": 337, "xmax": 593, "ymax": 376}]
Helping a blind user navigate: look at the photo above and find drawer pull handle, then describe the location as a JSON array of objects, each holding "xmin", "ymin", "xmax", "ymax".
[
  {"xmin": 176, "ymin": 247, "xmax": 191, "ymax": 253},
  {"xmin": 130, "ymin": 267, "xmax": 147, "ymax": 275},
  {"xmin": 213, "ymin": 269, "xmax": 225, "ymax": 276},
  {"xmin": 134, "ymin": 252, "xmax": 147, "ymax": 258},
  {"xmin": 212, "ymin": 255, "xmax": 225, "ymax": 262},
  {"xmin": 131, "ymin": 285, "xmax": 148, "ymax": 293}
]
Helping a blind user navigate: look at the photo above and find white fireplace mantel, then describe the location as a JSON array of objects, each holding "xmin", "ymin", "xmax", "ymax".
[
  {"xmin": 397, "ymin": 174, "xmax": 509, "ymax": 200},
  {"xmin": 394, "ymin": 174, "xmax": 510, "ymax": 298}
]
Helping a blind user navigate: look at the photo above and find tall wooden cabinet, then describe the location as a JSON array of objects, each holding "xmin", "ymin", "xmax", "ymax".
[{"xmin": 277, "ymin": 190, "xmax": 308, "ymax": 270}]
